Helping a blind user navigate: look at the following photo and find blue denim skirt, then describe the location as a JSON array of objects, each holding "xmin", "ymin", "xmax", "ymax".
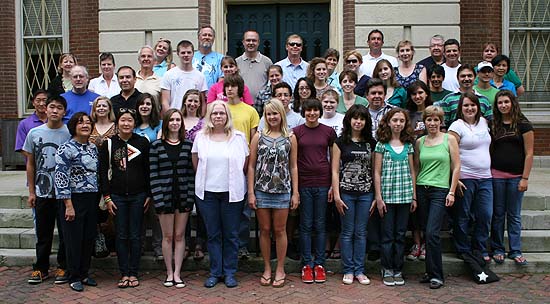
[{"xmin": 255, "ymin": 190, "xmax": 290, "ymax": 209}]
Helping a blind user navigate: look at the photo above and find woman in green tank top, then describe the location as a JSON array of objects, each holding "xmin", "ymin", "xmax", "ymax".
[{"xmin": 413, "ymin": 105, "xmax": 460, "ymax": 289}]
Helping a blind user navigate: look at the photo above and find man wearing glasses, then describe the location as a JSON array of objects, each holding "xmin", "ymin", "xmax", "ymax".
[
  {"xmin": 358, "ymin": 29, "xmax": 398, "ymax": 78},
  {"xmin": 236, "ymin": 30, "xmax": 273, "ymax": 100},
  {"xmin": 61, "ymin": 66, "xmax": 100, "ymax": 123},
  {"xmin": 192, "ymin": 25, "xmax": 224, "ymax": 90},
  {"xmin": 275, "ymin": 34, "xmax": 309, "ymax": 90},
  {"xmin": 417, "ymin": 35, "xmax": 446, "ymax": 74}
]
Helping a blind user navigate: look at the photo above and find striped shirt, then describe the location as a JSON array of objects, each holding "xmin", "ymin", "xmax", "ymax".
[{"xmin": 435, "ymin": 91, "xmax": 492, "ymax": 127}]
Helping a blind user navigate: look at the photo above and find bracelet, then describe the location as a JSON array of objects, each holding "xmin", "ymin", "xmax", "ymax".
[
  {"xmin": 447, "ymin": 192, "xmax": 455, "ymax": 196},
  {"xmin": 521, "ymin": 177, "xmax": 529, "ymax": 180},
  {"xmin": 104, "ymin": 197, "xmax": 112, "ymax": 203}
]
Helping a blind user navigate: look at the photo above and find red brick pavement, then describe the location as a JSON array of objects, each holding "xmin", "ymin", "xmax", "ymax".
[{"xmin": 1, "ymin": 266, "xmax": 549, "ymax": 303}]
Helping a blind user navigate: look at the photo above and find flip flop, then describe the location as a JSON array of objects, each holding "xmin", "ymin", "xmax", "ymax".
[
  {"xmin": 513, "ymin": 255, "xmax": 528, "ymax": 266},
  {"xmin": 129, "ymin": 278, "xmax": 140, "ymax": 287},
  {"xmin": 483, "ymin": 255, "xmax": 491, "ymax": 264},
  {"xmin": 260, "ymin": 275, "xmax": 271, "ymax": 286},
  {"xmin": 118, "ymin": 279, "xmax": 130, "ymax": 288},
  {"xmin": 492, "ymin": 254, "xmax": 505, "ymax": 264},
  {"xmin": 272, "ymin": 276, "xmax": 286, "ymax": 288}
]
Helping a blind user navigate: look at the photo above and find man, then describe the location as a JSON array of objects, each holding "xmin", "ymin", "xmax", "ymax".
[
  {"xmin": 441, "ymin": 39, "xmax": 462, "ymax": 92},
  {"xmin": 161, "ymin": 40, "xmax": 208, "ymax": 113},
  {"xmin": 15, "ymin": 89, "xmax": 48, "ymax": 153},
  {"xmin": 258, "ymin": 82, "xmax": 305, "ymax": 131},
  {"xmin": 474, "ymin": 61, "xmax": 500, "ymax": 105},
  {"xmin": 429, "ymin": 65, "xmax": 453, "ymax": 102},
  {"xmin": 61, "ymin": 66, "xmax": 100, "ymax": 123},
  {"xmin": 417, "ymin": 35, "xmax": 446, "ymax": 74},
  {"xmin": 88, "ymin": 52, "xmax": 120, "ymax": 98},
  {"xmin": 135, "ymin": 46, "xmax": 162, "ymax": 110},
  {"xmin": 24, "ymin": 95, "xmax": 71, "ymax": 285},
  {"xmin": 366, "ymin": 78, "xmax": 394, "ymax": 138},
  {"xmin": 435, "ymin": 64, "xmax": 493, "ymax": 127},
  {"xmin": 236, "ymin": 30, "xmax": 273, "ymax": 100},
  {"xmin": 192, "ymin": 25, "xmax": 224, "ymax": 89},
  {"xmin": 111, "ymin": 66, "xmax": 142, "ymax": 115},
  {"xmin": 358, "ymin": 29, "xmax": 399, "ymax": 78},
  {"xmin": 275, "ymin": 34, "xmax": 309, "ymax": 90}
]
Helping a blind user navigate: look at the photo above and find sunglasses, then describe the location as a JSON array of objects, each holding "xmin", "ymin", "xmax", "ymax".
[
  {"xmin": 158, "ymin": 38, "xmax": 172, "ymax": 44},
  {"xmin": 288, "ymin": 42, "xmax": 302, "ymax": 47},
  {"xmin": 346, "ymin": 59, "xmax": 358, "ymax": 64},
  {"xmin": 119, "ymin": 108, "xmax": 136, "ymax": 115}
]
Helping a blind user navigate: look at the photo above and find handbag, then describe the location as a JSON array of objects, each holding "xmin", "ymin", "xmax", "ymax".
[
  {"xmin": 93, "ymin": 225, "xmax": 109, "ymax": 258},
  {"xmin": 98, "ymin": 138, "xmax": 113, "ymax": 210}
]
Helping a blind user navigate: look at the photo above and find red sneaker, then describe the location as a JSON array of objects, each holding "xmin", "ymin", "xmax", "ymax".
[
  {"xmin": 301, "ymin": 265, "xmax": 314, "ymax": 283},
  {"xmin": 313, "ymin": 265, "xmax": 326, "ymax": 283}
]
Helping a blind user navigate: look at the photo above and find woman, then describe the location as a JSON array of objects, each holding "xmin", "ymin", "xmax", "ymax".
[
  {"xmin": 478, "ymin": 43, "xmax": 524, "ymax": 96},
  {"xmin": 307, "ymin": 57, "xmax": 335, "ymax": 99},
  {"xmin": 192, "ymin": 100, "xmax": 249, "ymax": 288},
  {"xmin": 48, "ymin": 53, "xmax": 77, "ymax": 96},
  {"xmin": 490, "ymin": 90, "xmax": 533, "ymax": 265},
  {"xmin": 255, "ymin": 65, "xmax": 283, "ymax": 116},
  {"xmin": 337, "ymin": 70, "xmax": 369, "ymax": 114},
  {"xmin": 134, "ymin": 93, "xmax": 162, "ymax": 142},
  {"xmin": 294, "ymin": 99, "xmax": 337, "ymax": 284},
  {"xmin": 100, "ymin": 108, "xmax": 151, "ymax": 288},
  {"xmin": 292, "ymin": 77, "xmax": 316, "ymax": 114},
  {"xmin": 248, "ymin": 99, "xmax": 299, "ymax": 288},
  {"xmin": 207, "ymin": 56, "xmax": 253, "ymax": 105},
  {"xmin": 394, "ymin": 40, "xmax": 427, "ymax": 88},
  {"xmin": 89, "ymin": 96, "xmax": 116, "ymax": 147},
  {"xmin": 448, "ymin": 92, "xmax": 493, "ymax": 262},
  {"xmin": 88, "ymin": 53, "xmax": 120, "ymax": 98},
  {"xmin": 331, "ymin": 105, "xmax": 376, "ymax": 285},
  {"xmin": 491, "ymin": 55, "xmax": 518, "ymax": 96},
  {"xmin": 342, "ymin": 50, "xmax": 371, "ymax": 97},
  {"xmin": 153, "ymin": 38, "xmax": 176, "ymax": 77},
  {"xmin": 150, "ymin": 109, "xmax": 195, "ymax": 288},
  {"xmin": 414, "ymin": 105, "xmax": 460, "ymax": 289},
  {"xmin": 54, "ymin": 112, "xmax": 99, "ymax": 292},
  {"xmin": 373, "ymin": 59, "xmax": 407, "ymax": 108},
  {"xmin": 181, "ymin": 89, "xmax": 206, "ymax": 260},
  {"xmin": 324, "ymin": 48, "xmax": 343, "ymax": 94},
  {"xmin": 404, "ymin": 81, "xmax": 433, "ymax": 261}
]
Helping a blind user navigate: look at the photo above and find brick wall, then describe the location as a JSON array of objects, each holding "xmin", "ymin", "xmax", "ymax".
[
  {"xmin": 343, "ymin": 0, "xmax": 355, "ymax": 52},
  {"xmin": 534, "ymin": 128, "xmax": 550, "ymax": 156},
  {"xmin": 0, "ymin": 1, "xmax": 17, "ymax": 120},
  {"xmin": 198, "ymin": 0, "xmax": 211, "ymax": 27},
  {"xmin": 459, "ymin": 0, "xmax": 502, "ymax": 65},
  {"xmin": 69, "ymin": 0, "xmax": 100, "ymax": 77}
]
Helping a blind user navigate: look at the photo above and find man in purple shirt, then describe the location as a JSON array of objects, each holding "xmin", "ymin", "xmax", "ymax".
[{"xmin": 15, "ymin": 89, "xmax": 48, "ymax": 152}]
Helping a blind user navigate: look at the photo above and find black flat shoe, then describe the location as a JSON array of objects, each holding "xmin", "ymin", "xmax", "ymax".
[
  {"xmin": 81, "ymin": 277, "xmax": 97, "ymax": 286},
  {"xmin": 70, "ymin": 281, "xmax": 84, "ymax": 292}
]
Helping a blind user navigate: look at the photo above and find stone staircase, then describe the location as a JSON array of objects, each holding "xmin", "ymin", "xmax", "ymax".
[{"xmin": 1, "ymin": 167, "xmax": 550, "ymax": 275}]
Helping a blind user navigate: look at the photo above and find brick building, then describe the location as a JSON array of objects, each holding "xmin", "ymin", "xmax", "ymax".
[{"xmin": 2, "ymin": 0, "xmax": 549, "ymax": 154}]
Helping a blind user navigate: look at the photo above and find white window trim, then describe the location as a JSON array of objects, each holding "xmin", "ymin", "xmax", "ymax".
[{"xmin": 16, "ymin": 0, "xmax": 69, "ymax": 117}]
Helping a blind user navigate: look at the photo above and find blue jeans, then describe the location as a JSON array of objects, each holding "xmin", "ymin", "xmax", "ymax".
[
  {"xmin": 197, "ymin": 192, "xmax": 243, "ymax": 278},
  {"xmin": 339, "ymin": 191, "xmax": 373, "ymax": 275},
  {"xmin": 112, "ymin": 192, "xmax": 146, "ymax": 277},
  {"xmin": 453, "ymin": 178, "xmax": 493, "ymax": 256},
  {"xmin": 299, "ymin": 187, "xmax": 329, "ymax": 267},
  {"xmin": 491, "ymin": 177, "xmax": 524, "ymax": 257},
  {"xmin": 417, "ymin": 185, "xmax": 448, "ymax": 283},
  {"xmin": 238, "ymin": 194, "xmax": 251, "ymax": 249},
  {"xmin": 380, "ymin": 203, "xmax": 410, "ymax": 273}
]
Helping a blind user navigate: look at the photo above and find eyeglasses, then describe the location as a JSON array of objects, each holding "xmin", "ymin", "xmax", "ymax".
[
  {"xmin": 288, "ymin": 42, "xmax": 302, "ymax": 47},
  {"xmin": 346, "ymin": 59, "xmax": 358, "ymax": 64},
  {"xmin": 119, "ymin": 108, "xmax": 136, "ymax": 115},
  {"xmin": 211, "ymin": 111, "xmax": 227, "ymax": 116},
  {"xmin": 158, "ymin": 37, "xmax": 172, "ymax": 44}
]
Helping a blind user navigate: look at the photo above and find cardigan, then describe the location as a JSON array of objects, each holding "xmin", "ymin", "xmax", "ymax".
[{"xmin": 149, "ymin": 139, "xmax": 195, "ymax": 213}]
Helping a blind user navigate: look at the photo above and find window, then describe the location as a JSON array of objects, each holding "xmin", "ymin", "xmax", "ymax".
[
  {"xmin": 504, "ymin": 0, "xmax": 550, "ymax": 104},
  {"xmin": 20, "ymin": 0, "xmax": 67, "ymax": 112}
]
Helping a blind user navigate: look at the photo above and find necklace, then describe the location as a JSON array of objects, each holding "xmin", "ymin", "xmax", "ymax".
[{"xmin": 166, "ymin": 138, "xmax": 180, "ymax": 144}]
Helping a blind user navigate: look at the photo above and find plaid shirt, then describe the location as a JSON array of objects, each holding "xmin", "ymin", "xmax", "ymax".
[{"xmin": 375, "ymin": 142, "xmax": 414, "ymax": 204}]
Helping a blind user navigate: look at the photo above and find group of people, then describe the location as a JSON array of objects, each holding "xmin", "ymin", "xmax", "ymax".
[{"xmin": 16, "ymin": 25, "xmax": 533, "ymax": 292}]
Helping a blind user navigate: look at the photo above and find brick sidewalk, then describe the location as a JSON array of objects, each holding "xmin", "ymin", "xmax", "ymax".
[{"xmin": 0, "ymin": 266, "xmax": 549, "ymax": 303}]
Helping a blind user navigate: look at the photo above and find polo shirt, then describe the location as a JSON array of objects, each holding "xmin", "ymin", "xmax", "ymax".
[
  {"xmin": 435, "ymin": 90, "xmax": 493, "ymax": 127},
  {"xmin": 88, "ymin": 74, "xmax": 121, "ymax": 98},
  {"xmin": 15, "ymin": 112, "xmax": 46, "ymax": 151},
  {"xmin": 274, "ymin": 57, "xmax": 309, "ymax": 90},
  {"xmin": 236, "ymin": 52, "xmax": 273, "ymax": 99}
]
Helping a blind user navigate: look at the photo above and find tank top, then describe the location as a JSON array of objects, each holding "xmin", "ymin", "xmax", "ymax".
[
  {"xmin": 254, "ymin": 134, "xmax": 292, "ymax": 193},
  {"xmin": 416, "ymin": 133, "xmax": 451, "ymax": 189}
]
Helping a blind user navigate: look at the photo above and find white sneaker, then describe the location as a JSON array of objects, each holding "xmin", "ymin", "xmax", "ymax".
[
  {"xmin": 342, "ymin": 274, "xmax": 353, "ymax": 285},
  {"xmin": 355, "ymin": 274, "xmax": 371, "ymax": 285}
]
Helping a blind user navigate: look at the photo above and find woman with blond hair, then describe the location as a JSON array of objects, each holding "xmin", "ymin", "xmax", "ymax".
[
  {"xmin": 48, "ymin": 53, "xmax": 78, "ymax": 96},
  {"xmin": 394, "ymin": 40, "xmax": 427, "ymax": 88}
]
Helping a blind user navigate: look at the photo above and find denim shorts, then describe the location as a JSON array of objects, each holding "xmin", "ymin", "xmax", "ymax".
[{"xmin": 255, "ymin": 190, "xmax": 290, "ymax": 209}]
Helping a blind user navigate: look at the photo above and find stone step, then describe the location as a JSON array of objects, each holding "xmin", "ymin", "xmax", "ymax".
[
  {"xmin": 2, "ymin": 227, "xmax": 549, "ymax": 253},
  {"xmin": 0, "ymin": 209, "xmax": 34, "ymax": 228},
  {"xmin": 521, "ymin": 210, "xmax": 550, "ymax": 230},
  {"xmin": 1, "ymin": 248, "xmax": 549, "ymax": 275}
]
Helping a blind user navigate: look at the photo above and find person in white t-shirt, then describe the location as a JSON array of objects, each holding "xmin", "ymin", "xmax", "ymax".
[
  {"xmin": 358, "ymin": 29, "xmax": 399, "ymax": 78},
  {"xmin": 319, "ymin": 90, "xmax": 344, "ymax": 136},
  {"xmin": 441, "ymin": 39, "xmax": 462, "ymax": 92},
  {"xmin": 161, "ymin": 40, "xmax": 208, "ymax": 113}
]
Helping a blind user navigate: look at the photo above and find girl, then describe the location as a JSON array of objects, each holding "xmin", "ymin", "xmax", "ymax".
[
  {"xmin": 307, "ymin": 57, "xmax": 335, "ymax": 100},
  {"xmin": 153, "ymin": 38, "xmax": 176, "ymax": 77},
  {"xmin": 292, "ymin": 77, "xmax": 316, "ymax": 114},
  {"xmin": 373, "ymin": 59, "xmax": 407, "ymax": 108},
  {"xmin": 248, "ymin": 98, "xmax": 299, "ymax": 287},
  {"xmin": 394, "ymin": 40, "xmax": 427, "ymax": 88},
  {"xmin": 207, "ymin": 56, "xmax": 254, "ymax": 105},
  {"xmin": 134, "ymin": 93, "xmax": 162, "ymax": 142},
  {"xmin": 294, "ymin": 99, "xmax": 337, "ymax": 284},
  {"xmin": 255, "ymin": 65, "xmax": 283, "ymax": 116},
  {"xmin": 414, "ymin": 105, "xmax": 460, "ymax": 289},
  {"xmin": 149, "ymin": 109, "xmax": 195, "ymax": 288},
  {"xmin": 373, "ymin": 108, "xmax": 416, "ymax": 286},
  {"xmin": 490, "ymin": 90, "xmax": 533, "ymax": 265},
  {"xmin": 337, "ymin": 70, "xmax": 369, "ymax": 114},
  {"xmin": 331, "ymin": 104, "xmax": 376, "ymax": 285}
]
